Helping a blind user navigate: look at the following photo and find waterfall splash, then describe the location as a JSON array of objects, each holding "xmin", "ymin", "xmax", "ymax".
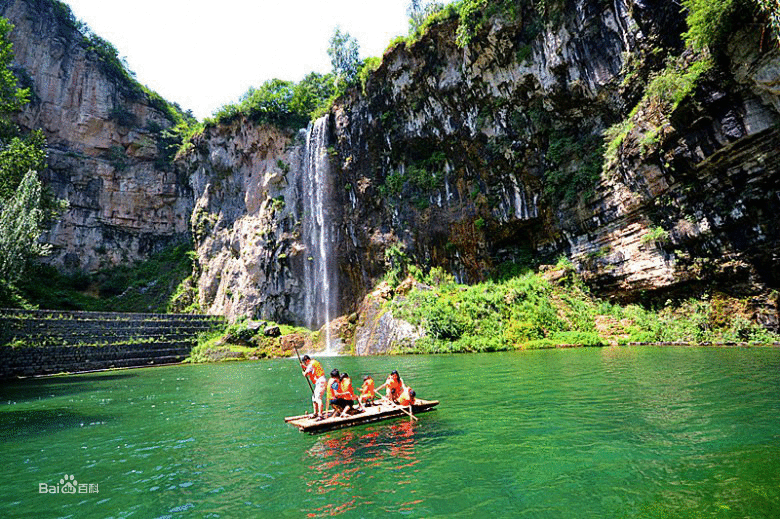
[{"xmin": 301, "ymin": 116, "xmax": 338, "ymax": 353}]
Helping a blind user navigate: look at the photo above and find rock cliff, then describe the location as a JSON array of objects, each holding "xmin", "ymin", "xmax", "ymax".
[
  {"xmin": 0, "ymin": 0, "xmax": 192, "ymax": 272},
  {"xmin": 181, "ymin": 120, "xmax": 306, "ymax": 322},
  {"xmin": 5, "ymin": 0, "xmax": 778, "ymax": 332},
  {"xmin": 328, "ymin": 0, "xmax": 780, "ymax": 328}
]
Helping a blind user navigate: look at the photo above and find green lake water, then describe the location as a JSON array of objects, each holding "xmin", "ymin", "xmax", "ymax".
[{"xmin": 1, "ymin": 347, "xmax": 779, "ymax": 518}]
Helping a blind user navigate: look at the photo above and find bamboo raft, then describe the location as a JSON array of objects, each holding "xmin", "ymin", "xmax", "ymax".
[{"xmin": 284, "ymin": 398, "xmax": 439, "ymax": 434}]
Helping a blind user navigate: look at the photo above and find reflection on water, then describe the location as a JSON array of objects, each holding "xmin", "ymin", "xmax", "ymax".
[{"xmin": 305, "ymin": 421, "xmax": 420, "ymax": 517}]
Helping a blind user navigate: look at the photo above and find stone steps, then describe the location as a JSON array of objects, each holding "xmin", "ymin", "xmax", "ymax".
[{"xmin": 0, "ymin": 309, "xmax": 224, "ymax": 378}]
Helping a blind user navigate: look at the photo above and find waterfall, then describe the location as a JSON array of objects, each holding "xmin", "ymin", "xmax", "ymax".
[{"xmin": 301, "ymin": 116, "xmax": 337, "ymax": 352}]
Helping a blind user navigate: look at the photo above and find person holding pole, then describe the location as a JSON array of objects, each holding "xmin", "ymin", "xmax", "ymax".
[
  {"xmin": 301, "ymin": 354, "xmax": 326, "ymax": 419},
  {"xmin": 376, "ymin": 370, "xmax": 405, "ymax": 403}
]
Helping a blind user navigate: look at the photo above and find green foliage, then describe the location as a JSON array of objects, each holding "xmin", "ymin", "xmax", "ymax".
[
  {"xmin": 106, "ymin": 145, "xmax": 127, "ymax": 171},
  {"xmin": 385, "ymin": 244, "xmax": 411, "ymax": 286},
  {"xmin": 358, "ymin": 56, "xmax": 382, "ymax": 93},
  {"xmin": 167, "ymin": 273, "xmax": 200, "ymax": 314},
  {"xmin": 0, "ymin": 130, "xmax": 46, "ymax": 200},
  {"xmin": 384, "ymin": 264, "xmax": 780, "ymax": 354},
  {"xmin": 424, "ymin": 265, "xmax": 456, "ymax": 287},
  {"xmin": 455, "ymin": 0, "xmax": 489, "ymax": 46},
  {"xmin": 383, "ymin": 170, "xmax": 405, "ymax": 196},
  {"xmin": 756, "ymin": 0, "xmax": 780, "ymax": 47},
  {"xmin": 0, "ymin": 170, "xmax": 50, "ymax": 285},
  {"xmin": 271, "ymin": 195, "xmax": 286, "ymax": 212},
  {"xmin": 276, "ymin": 159, "xmax": 290, "ymax": 174},
  {"xmin": 109, "ymin": 105, "xmax": 136, "ymax": 127},
  {"xmin": 555, "ymin": 255, "xmax": 575, "ymax": 271},
  {"xmin": 186, "ymin": 319, "xmax": 311, "ymax": 363},
  {"xmin": 644, "ymin": 56, "xmax": 713, "ymax": 111},
  {"xmin": 84, "ymin": 33, "xmax": 138, "ymax": 96},
  {"xmin": 516, "ymin": 44, "xmax": 533, "ymax": 63},
  {"xmin": 543, "ymin": 132, "xmax": 604, "ymax": 203},
  {"xmin": 681, "ymin": 0, "xmax": 743, "ymax": 50},
  {"xmin": 209, "ymin": 73, "xmax": 336, "ymax": 129},
  {"xmin": 454, "ymin": 0, "xmax": 524, "ymax": 47},
  {"xmin": 15, "ymin": 242, "xmax": 196, "ymax": 312},
  {"xmin": 406, "ymin": 1, "xmax": 457, "ymax": 42},
  {"xmin": 0, "ymin": 20, "xmax": 60, "ymax": 293},
  {"xmin": 604, "ymin": 53, "xmax": 711, "ymax": 168},
  {"xmin": 603, "ymin": 118, "xmax": 633, "ymax": 166},
  {"xmin": 153, "ymin": 117, "xmax": 203, "ymax": 165},
  {"xmin": 328, "ymin": 27, "xmax": 361, "ymax": 87},
  {"xmin": 0, "ymin": 18, "xmax": 28, "ymax": 118},
  {"xmin": 642, "ymin": 226, "xmax": 670, "ymax": 244},
  {"xmin": 380, "ymin": 151, "xmax": 447, "ymax": 200}
]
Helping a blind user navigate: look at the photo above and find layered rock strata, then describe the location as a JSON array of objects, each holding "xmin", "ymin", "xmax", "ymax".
[
  {"xmin": 329, "ymin": 0, "xmax": 780, "ymax": 327},
  {"xmin": 1, "ymin": 0, "xmax": 191, "ymax": 271}
]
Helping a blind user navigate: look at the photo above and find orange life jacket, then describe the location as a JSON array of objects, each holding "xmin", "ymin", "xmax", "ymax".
[
  {"xmin": 385, "ymin": 376, "xmax": 402, "ymax": 398},
  {"xmin": 340, "ymin": 377, "xmax": 357, "ymax": 400},
  {"xmin": 398, "ymin": 387, "xmax": 415, "ymax": 406},
  {"xmin": 326, "ymin": 377, "xmax": 340, "ymax": 401},
  {"xmin": 360, "ymin": 378, "xmax": 375, "ymax": 398},
  {"xmin": 305, "ymin": 360, "xmax": 324, "ymax": 384}
]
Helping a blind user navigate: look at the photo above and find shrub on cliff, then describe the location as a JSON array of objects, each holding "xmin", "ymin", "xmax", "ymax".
[{"xmin": 210, "ymin": 73, "xmax": 336, "ymax": 130}]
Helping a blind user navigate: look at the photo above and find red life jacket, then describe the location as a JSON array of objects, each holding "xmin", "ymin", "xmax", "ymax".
[
  {"xmin": 326, "ymin": 377, "xmax": 340, "ymax": 401},
  {"xmin": 341, "ymin": 377, "xmax": 357, "ymax": 400}
]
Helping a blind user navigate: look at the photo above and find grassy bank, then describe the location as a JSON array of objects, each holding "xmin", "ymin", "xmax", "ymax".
[
  {"xmin": 185, "ymin": 319, "xmax": 312, "ymax": 363},
  {"xmin": 384, "ymin": 263, "xmax": 779, "ymax": 354}
]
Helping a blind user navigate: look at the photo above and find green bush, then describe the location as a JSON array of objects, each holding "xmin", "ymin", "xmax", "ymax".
[
  {"xmin": 209, "ymin": 73, "xmax": 336, "ymax": 129},
  {"xmin": 425, "ymin": 298, "xmax": 467, "ymax": 340},
  {"xmin": 681, "ymin": 0, "xmax": 743, "ymax": 50},
  {"xmin": 547, "ymin": 331, "xmax": 606, "ymax": 347},
  {"xmin": 15, "ymin": 242, "xmax": 196, "ymax": 312},
  {"xmin": 382, "ymin": 263, "xmax": 780, "ymax": 354}
]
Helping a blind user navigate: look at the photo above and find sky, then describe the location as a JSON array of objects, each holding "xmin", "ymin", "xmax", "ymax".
[{"xmin": 63, "ymin": 0, "xmax": 420, "ymax": 120}]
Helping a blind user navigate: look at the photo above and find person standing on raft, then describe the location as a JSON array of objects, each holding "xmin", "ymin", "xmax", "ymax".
[{"xmin": 301, "ymin": 355, "xmax": 326, "ymax": 419}]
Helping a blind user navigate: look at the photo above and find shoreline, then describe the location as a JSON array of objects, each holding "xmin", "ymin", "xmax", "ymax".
[{"xmin": 4, "ymin": 341, "xmax": 780, "ymax": 381}]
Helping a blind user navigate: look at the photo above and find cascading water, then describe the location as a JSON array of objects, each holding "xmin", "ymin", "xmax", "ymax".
[{"xmin": 301, "ymin": 116, "xmax": 338, "ymax": 353}]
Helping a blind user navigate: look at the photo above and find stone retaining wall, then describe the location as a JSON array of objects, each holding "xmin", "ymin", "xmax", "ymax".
[{"xmin": 0, "ymin": 309, "xmax": 224, "ymax": 378}]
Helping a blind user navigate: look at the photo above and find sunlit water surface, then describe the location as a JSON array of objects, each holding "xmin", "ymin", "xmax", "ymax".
[{"xmin": 1, "ymin": 347, "xmax": 779, "ymax": 518}]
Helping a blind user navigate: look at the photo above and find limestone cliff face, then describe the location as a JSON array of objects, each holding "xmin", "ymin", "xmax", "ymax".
[
  {"xmin": 329, "ymin": 0, "xmax": 780, "ymax": 327},
  {"xmin": 16, "ymin": 0, "xmax": 776, "ymax": 329},
  {"xmin": 181, "ymin": 120, "xmax": 308, "ymax": 322},
  {"xmin": 1, "ymin": 0, "xmax": 192, "ymax": 271},
  {"xmin": 182, "ymin": 0, "xmax": 779, "ymax": 329}
]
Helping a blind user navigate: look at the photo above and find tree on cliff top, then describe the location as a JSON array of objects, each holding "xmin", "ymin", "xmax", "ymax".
[
  {"xmin": 328, "ymin": 27, "xmax": 361, "ymax": 87},
  {"xmin": 210, "ymin": 73, "xmax": 336, "ymax": 129}
]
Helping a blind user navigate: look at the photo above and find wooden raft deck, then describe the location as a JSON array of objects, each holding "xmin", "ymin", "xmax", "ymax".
[{"xmin": 285, "ymin": 398, "xmax": 439, "ymax": 434}]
